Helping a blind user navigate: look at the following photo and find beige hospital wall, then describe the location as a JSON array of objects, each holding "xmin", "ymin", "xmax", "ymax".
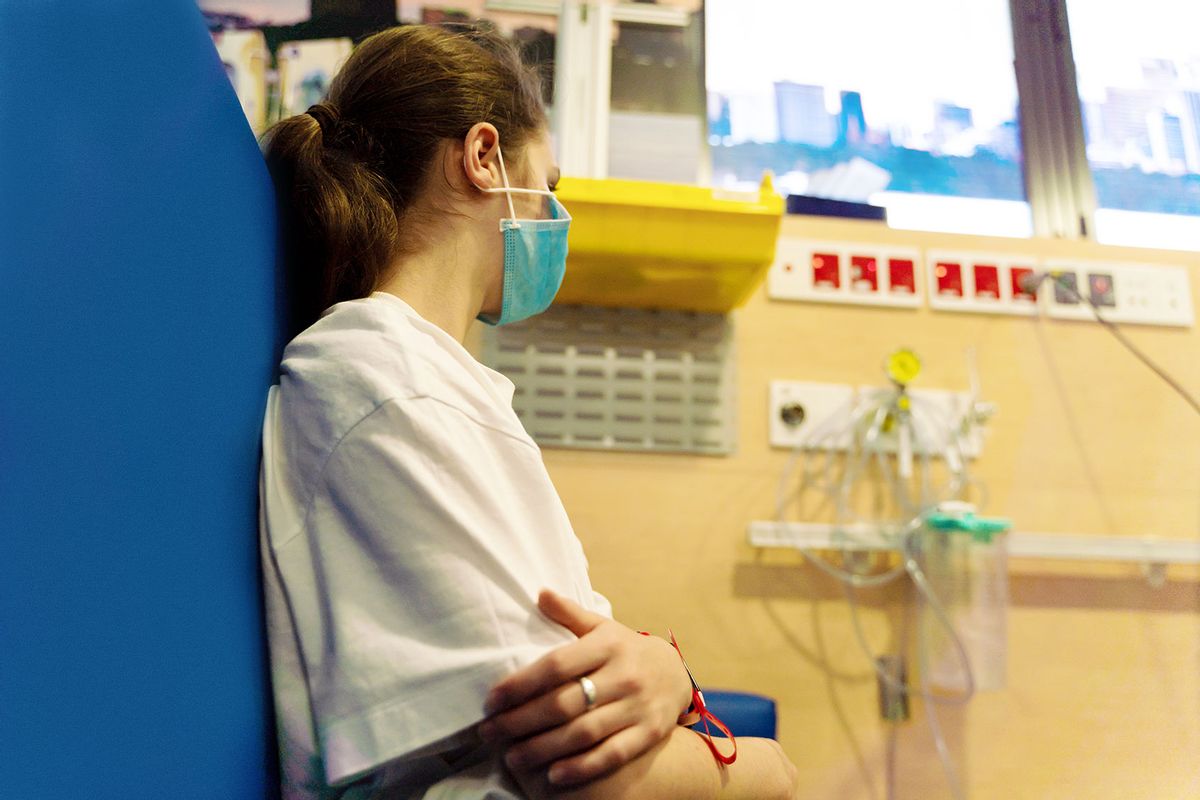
[{"xmin": 542, "ymin": 216, "xmax": 1200, "ymax": 799}]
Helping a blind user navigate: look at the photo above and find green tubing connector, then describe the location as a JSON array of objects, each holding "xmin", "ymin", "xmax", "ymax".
[{"xmin": 924, "ymin": 511, "xmax": 1013, "ymax": 544}]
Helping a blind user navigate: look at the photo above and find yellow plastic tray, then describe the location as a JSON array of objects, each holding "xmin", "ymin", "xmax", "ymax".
[{"xmin": 553, "ymin": 174, "xmax": 784, "ymax": 313}]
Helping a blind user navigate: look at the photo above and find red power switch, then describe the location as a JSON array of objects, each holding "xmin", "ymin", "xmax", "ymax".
[
  {"xmin": 888, "ymin": 259, "xmax": 916, "ymax": 294},
  {"xmin": 812, "ymin": 252, "xmax": 841, "ymax": 289},
  {"xmin": 974, "ymin": 264, "xmax": 1000, "ymax": 299},
  {"xmin": 850, "ymin": 255, "xmax": 879, "ymax": 292},
  {"xmin": 1088, "ymin": 272, "xmax": 1116, "ymax": 307},
  {"xmin": 935, "ymin": 262, "xmax": 964, "ymax": 297},
  {"xmin": 1011, "ymin": 267, "xmax": 1037, "ymax": 302}
]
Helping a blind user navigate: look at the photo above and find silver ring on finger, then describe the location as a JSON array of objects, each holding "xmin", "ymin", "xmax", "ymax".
[{"xmin": 577, "ymin": 675, "xmax": 598, "ymax": 712}]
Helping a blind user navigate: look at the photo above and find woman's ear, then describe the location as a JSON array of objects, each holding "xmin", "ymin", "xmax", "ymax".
[{"xmin": 462, "ymin": 122, "xmax": 502, "ymax": 191}]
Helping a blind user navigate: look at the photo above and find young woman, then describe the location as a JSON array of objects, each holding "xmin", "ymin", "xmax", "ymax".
[{"xmin": 259, "ymin": 23, "xmax": 798, "ymax": 800}]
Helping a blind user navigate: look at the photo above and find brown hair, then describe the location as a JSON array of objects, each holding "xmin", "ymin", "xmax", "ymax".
[{"xmin": 261, "ymin": 23, "xmax": 548, "ymax": 336}]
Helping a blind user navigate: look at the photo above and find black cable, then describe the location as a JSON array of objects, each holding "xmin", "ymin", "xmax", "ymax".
[{"xmin": 1027, "ymin": 272, "xmax": 1200, "ymax": 418}]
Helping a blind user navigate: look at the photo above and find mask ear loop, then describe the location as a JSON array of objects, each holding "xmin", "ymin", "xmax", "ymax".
[
  {"xmin": 494, "ymin": 142, "xmax": 519, "ymax": 221},
  {"xmin": 472, "ymin": 141, "xmax": 561, "ymax": 227}
]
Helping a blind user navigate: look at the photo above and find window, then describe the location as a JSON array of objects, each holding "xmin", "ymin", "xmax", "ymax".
[
  {"xmin": 1065, "ymin": 0, "xmax": 1200, "ymax": 250},
  {"xmin": 705, "ymin": 0, "xmax": 1032, "ymax": 237},
  {"xmin": 607, "ymin": 1, "xmax": 705, "ymax": 184}
]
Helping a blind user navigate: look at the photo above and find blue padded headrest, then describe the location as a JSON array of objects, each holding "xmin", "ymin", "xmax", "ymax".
[
  {"xmin": 0, "ymin": 1, "xmax": 284, "ymax": 796},
  {"xmin": 691, "ymin": 690, "xmax": 779, "ymax": 740}
]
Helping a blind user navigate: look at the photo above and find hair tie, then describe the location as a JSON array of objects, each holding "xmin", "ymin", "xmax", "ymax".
[
  {"xmin": 306, "ymin": 103, "xmax": 338, "ymax": 137},
  {"xmin": 307, "ymin": 103, "xmax": 385, "ymax": 164}
]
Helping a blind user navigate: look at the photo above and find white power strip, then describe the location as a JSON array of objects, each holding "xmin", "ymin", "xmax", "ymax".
[
  {"xmin": 769, "ymin": 236, "xmax": 1195, "ymax": 329},
  {"xmin": 1041, "ymin": 260, "xmax": 1195, "ymax": 328}
]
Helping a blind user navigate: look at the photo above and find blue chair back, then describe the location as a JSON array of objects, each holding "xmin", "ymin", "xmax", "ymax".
[
  {"xmin": 693, "ymin": 690, "xmax": 779, "ymax": 740},
  {"xmin": 0, "ymin": 1, "xmax": 283, "ymax": 796}
]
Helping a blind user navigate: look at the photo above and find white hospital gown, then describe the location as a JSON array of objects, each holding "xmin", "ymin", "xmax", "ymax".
[{"xmin": 259, "ymin": 292, "xmax": 611, "ymax": 799}]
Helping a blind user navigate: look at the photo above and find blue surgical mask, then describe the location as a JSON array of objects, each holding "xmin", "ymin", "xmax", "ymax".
[{"xmin": 475, "ymin": 146, "xmax": 571, "ymax": 326}]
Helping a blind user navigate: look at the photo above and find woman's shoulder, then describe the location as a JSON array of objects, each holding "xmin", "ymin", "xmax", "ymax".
[
  {"xmin": 275, "ymin": 294, "xmax": 520, "ymax": 447},
  {"xmin": 264, "ymin": 299, "xmax": 444, "ymax": 512},
  {"xmin": 281, "ymin": 295, "xmax": 438, "ymax": 404}
]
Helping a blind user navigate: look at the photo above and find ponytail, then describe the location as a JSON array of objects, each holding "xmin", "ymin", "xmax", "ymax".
[{"xmin": 261, "ymin": 105, "xmax": 398, "ymax": 339}]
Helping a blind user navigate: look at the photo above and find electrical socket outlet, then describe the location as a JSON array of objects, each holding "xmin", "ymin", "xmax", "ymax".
[
  {"xmin": 1043, "ymin": 260, "xmax": 1194, "ymax": 327},
  {"xmin": 768, "ymin": 381, "xmax": 858, "ymax": 449},
  {"xmin": 769, "ymin": 237, "xmax": 923, "ymax": 309},
  {"xmin": 926, "ymin": 250, "xmax": 1041, "ymax": 317}
]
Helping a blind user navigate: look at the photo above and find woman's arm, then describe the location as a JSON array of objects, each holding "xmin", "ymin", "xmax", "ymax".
[
  {"xmin": 511, "ymin": 728, "xmax": 798, "ymax": 800},
  {"xmin": 480, "ymin": 591, "xmax": 694, "ymax": 785},
  {"xmin": 481, "ymin": 591, "xmax": 797, "ymax": 797}
]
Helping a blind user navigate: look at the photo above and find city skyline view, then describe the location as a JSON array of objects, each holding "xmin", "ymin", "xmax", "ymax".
[
  {"xmin": 1068, "ymin": 0, "xmax": 1200, "ymax": 182},
  {"xmin": 704, "ymin": 0, "xmax": 1023, "ymax": 205},
  {"xmin": 705, "ymin": 0, "xmax": 1018, "ymax": 148},
  {"xmin": 706, "ymin": 0, "xmax": 1200, "ymax": 218}
]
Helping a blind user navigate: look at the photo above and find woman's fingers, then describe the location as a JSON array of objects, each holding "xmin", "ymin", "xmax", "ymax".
[
  {"xmin": 536, "ymin": 589, "xmax": 607, "ymax": 637},
  {"xmin": 482, "ymin": 667, "xmax": 611, "ymax": 741},
  {"xmin": 484, "ymin": 639, "xmax": 608, "ymax": 715},
  {"xmin": 543, "ymin": 720, "xmax": 660, "ymax": 787},
  {"xmin": 501, "ymin": 698, "xmax": 638, "ymax": 774},
  {"xmin": 485, "ymin": 617, "xmax": 615, "ymax": 714}
]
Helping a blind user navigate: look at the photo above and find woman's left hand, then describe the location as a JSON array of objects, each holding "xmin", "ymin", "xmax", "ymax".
[{"xmin": 478, "ymin": 589, "xmax": 693, "ymax": 788}]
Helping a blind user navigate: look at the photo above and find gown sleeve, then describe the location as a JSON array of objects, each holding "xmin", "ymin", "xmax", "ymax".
[{"xmin": 271, "ymin": 395, "xmax": 604, "ymax": 786}]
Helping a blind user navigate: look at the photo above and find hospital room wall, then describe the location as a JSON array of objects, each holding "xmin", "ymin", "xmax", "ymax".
[{"xmin": 541, "ymin": 216, "xmax": 1200, "ymax": 799}]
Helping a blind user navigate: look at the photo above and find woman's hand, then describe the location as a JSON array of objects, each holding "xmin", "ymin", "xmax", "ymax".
[{"xmin": 478, "ymin": 589, "xmax": 693, "ymax": 788}]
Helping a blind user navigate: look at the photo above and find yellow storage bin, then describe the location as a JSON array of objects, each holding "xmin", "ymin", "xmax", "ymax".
[{"xmin": 553, "ymin": 174, "xmax": 784, "ymax": 313}]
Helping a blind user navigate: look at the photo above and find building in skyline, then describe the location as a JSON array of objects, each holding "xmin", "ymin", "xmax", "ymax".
[
  {"xmin": 774, "ymin": 82, "xmax": 835, "ymax": 147},
  {"xmin": 930, "ymin": 102, "xmax": 974, "ymax": 154},
  {"xmin": 1099, "ymin": 87, "xmax": 1160, "ymax": 165},
  {"xmin": 707, "ymin": 93, "xmax": 732, "ymax": 139},
  {"xmin": 725, "ymin": 92, "xmax": 778, "ymax": 143},
  {"xmin": 1182, "ymin": 91, "xmax": 1200, "ymax": 173},
  {"xmin": 1147, "ymin": 110, "xmax": 1186, "ymax": 172},
  {"xmin": 936, "ymin": 103, "xmax": 973, "ymax": 130},
  {"xmin": 1076, "ymin": 54, "xmax": 1200, "ymax": 175},
  {"xmin": 1165, "ymin": 113, "xmax": 1186, "ymax": 166},
  {"xmin": 836, "ymin": 90, "xmax": 867, "ymax": 147}
]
